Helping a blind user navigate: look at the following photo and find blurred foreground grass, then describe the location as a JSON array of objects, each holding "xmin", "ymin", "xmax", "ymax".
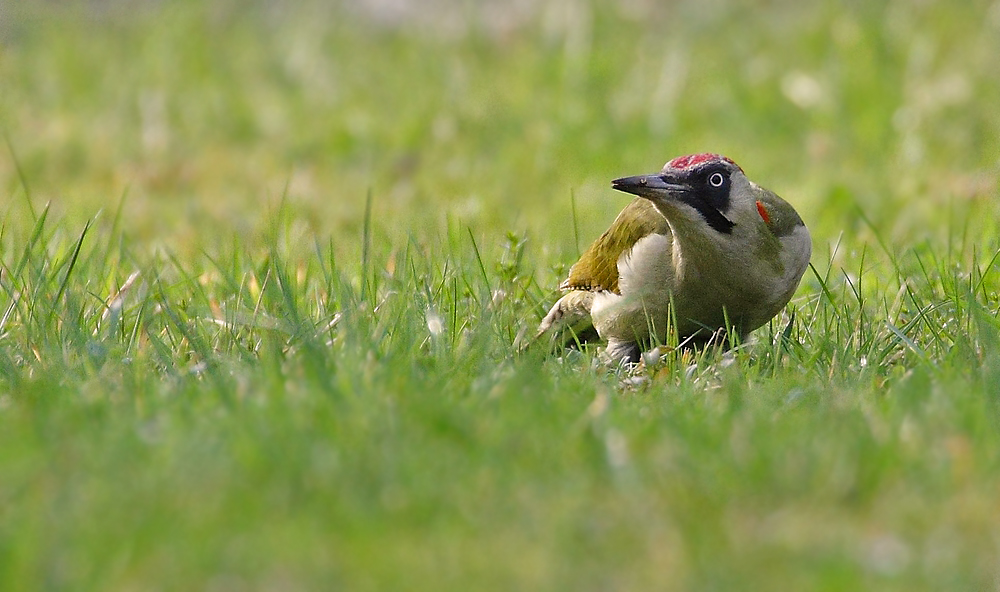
[{"xmin": 1, "ymin": 0, "xmax": 1000, "ymax": 590}]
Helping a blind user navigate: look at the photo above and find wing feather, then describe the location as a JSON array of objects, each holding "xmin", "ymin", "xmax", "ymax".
[{"xmin": 561, "ymin": 198, "xmax": 670, "ymax": 294}]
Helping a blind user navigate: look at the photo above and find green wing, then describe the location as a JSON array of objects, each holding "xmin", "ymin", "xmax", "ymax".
[
  {"xmin": 757, "ymin": 188, "xmax": 805, "ymax": 237},
  {"xmin": 561, "ymin": 198, "xmax": 669, "ymax": 294}
]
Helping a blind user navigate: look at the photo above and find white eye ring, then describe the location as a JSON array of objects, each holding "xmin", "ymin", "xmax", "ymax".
[{"xmin": 709, "ymin": 172, "xmax": 725, "ymax": 187}]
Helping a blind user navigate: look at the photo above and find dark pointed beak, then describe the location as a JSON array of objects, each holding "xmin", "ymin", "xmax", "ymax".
[{"xmin": 611, "ymin": 173, "xmax": 689, "ymax": 199}]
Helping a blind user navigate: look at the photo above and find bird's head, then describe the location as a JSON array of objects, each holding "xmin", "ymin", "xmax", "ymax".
[
  {"xmin": 611, "ymin": 152, "xmax": 810, "ymax": 285},
  {"xmin": 612, "ymin": 153, "xmax": 752, "ymax": 234}
]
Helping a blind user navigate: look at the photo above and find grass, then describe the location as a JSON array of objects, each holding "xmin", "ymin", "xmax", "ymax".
[{"xmin": 1, "ymin": 0, "xmax": 1000, "ymax": 589}]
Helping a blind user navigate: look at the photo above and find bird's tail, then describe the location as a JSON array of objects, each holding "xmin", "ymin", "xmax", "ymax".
[{"xmin": 516, "ymin": 290, "xmax": 597, "ymax": 354}]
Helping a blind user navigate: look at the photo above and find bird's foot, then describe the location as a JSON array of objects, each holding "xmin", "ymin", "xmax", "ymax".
[{"xmin": 603, "ymin": 339, "xmax": 642, "ymax": 367}]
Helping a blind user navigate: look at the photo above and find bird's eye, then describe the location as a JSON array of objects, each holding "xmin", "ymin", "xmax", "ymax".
[{"xmin": 708, "ymin": 172, "xmax": 726, "ymax": 187}]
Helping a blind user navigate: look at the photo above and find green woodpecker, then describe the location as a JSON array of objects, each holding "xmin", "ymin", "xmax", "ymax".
[{"xmin": 536, "ymin": 153, "xmax": 811, "ymax": 363}]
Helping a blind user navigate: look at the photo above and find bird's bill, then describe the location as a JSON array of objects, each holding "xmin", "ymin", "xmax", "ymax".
[{"xmin": 611, "ymin": 173, "xmax": 689, "ymax": 199}]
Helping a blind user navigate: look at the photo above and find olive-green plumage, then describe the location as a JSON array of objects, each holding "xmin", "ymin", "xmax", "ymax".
[
  {"xmin": 562, "ymin": 199, "xmax": 666, "ymax": 294},
  {"xmin": 756, "ymin": 187, "xmax": 805, "ymax": 238}
]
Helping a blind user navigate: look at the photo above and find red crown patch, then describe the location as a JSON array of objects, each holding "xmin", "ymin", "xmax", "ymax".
[{"xmin": 667, "ymin": 153, "xmax": 742, "ymax": 172}]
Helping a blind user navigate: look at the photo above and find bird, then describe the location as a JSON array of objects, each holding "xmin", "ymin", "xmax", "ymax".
[{"xmin": 534, "ymin": 153, "xmax": 811, "ymax": 363}]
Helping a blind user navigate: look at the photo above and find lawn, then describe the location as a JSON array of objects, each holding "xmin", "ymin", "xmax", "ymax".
[{"xmin": 1, "ymin": 0, "xmax": 1000, "ymax": 589}]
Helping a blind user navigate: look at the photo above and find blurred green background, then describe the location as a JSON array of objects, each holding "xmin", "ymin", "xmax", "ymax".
[
  {"xmin": 3, "ymin": 0, "xmax": 997, "ymax": 258},
  {"xmin": 2, "ymin": 1, "xmax": 1000, "ymax": 590}
]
